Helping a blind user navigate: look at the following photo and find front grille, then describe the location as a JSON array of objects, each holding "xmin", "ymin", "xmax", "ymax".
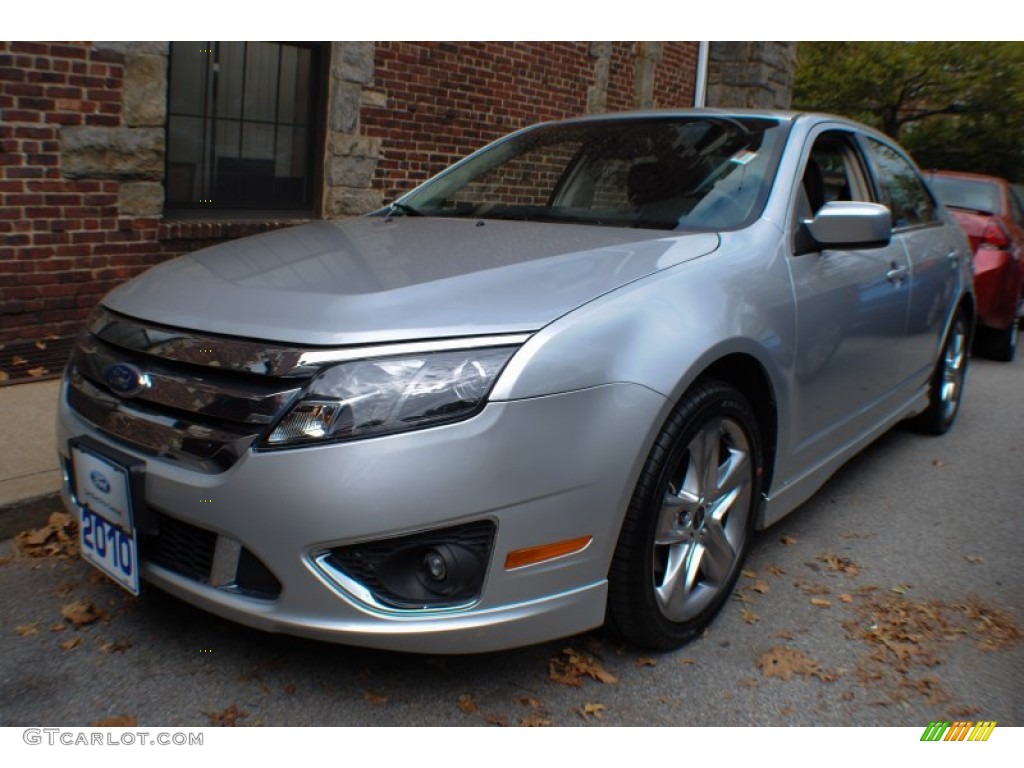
[
  {"xmin": 140, "ymin": 512, "xmax": 281, "ymax": 599},
  {"xmin": 142, "ymin": 513, "xmax": 217, "ymax": 583},
  {"xmin": 65, "ymin": 307, "xmax": 314, "ymax": 473}
]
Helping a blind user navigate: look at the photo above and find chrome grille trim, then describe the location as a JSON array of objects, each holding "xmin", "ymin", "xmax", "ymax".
[
  {"xmin": 67, "ymin": 372, "xmax": 257, "ymax": 473},
  {"xmin": 90, "ymin": 306, "xmax": 531, "ymax": 377},
  {"xmin": 73, "ymin": 335, "xmax": 303, "ymax": 425}
]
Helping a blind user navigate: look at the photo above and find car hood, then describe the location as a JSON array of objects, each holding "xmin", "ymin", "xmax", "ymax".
[{"xmin": 103, "ymin": 217, "xmax": 719, "ymax": 346}]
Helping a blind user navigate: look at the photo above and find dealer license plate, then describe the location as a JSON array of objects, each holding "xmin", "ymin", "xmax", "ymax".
[{"xmin": 71, "ymin": 442, "xmax": 140, "ymax": 595}]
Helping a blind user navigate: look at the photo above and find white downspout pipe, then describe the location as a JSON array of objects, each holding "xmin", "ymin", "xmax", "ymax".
[{"xmin": 694, "ymin": 41, "xmax": 709, "ymax": 107}]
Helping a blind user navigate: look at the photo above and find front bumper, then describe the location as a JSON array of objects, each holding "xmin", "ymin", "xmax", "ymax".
[{"xmin": 57, "ymin": 380, "xmax": 665, "ymax": 653}]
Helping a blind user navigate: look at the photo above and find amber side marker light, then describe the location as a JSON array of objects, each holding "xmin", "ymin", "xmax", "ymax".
[{"xmin": 505, "ymin": 536, "xmax": 593, "ymax": 570}]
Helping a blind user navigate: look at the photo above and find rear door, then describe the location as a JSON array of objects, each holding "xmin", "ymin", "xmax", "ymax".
[{"xmin": 862, "ymin": 137, "xmax": 964, "ymax": 388}]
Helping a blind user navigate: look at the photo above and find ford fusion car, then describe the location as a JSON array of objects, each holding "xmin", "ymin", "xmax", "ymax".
[{"xmin": 57, "ymin": 110, "xmax": 974, "ymax": 652}]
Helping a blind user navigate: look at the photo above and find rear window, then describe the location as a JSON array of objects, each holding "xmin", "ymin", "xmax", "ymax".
[{"xmin": 929, "ymin": 176, "xmax": 1001, "ymax": 216}]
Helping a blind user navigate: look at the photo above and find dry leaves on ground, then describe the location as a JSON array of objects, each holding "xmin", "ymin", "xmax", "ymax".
[
  {"xmin": 765, "ymin": 564, "xmax": 786, "ymax": 577},
  {"xmin": 818, "ymin": 553, "xmax": 861, "ymax": 576},
  {"xmin": 780, "ymin": 535, "xmax": 798, "ymax": 546},
  {"xmin": 206, "ymin": 704, "xmax": 248, "ymax": 726},
  {"xmin": 15, "ymin": 513, "xmax": 78, "ymax": 559},
  {"xmin": 519, "ymin": 714, "xmax": 554, "ymax": 727},
  {"xmin": 578, "ymin": 702, "xmax": 606, "ymax": 720},
  {"xmin": 810, "ymin": 598, "xmax": 831, "ymax": 608},
  {"xmin": 457, "ymin": 694, "xmax": 478, "ymax": 714},
  {"xmin": 757, "ymin": 646, "xmax": 821, "ymax": 681},
  {"xmin": 958, "ymin": 597, "xmax": 1024, "ymax": 652},
  {"xmin": 91, "ymin": 715, "xmax": 137, "ymax": 727},
  {"xmin": 793, "ymin": 579, "xmax": 831, "ymax": 596},
  {"xmin": 741, "ymin": 608, "xmax": 760, "ymax": 624},
  {"xmin": 15, "ymin": 623, "xmax": 39, "ymax": 636},
  {"xmin": 751, "ymin": 580, "xmax": 771, "ymax": 594},
  {"xmin": 60, "ymin": 637, "xmax": 82, "ymax": 650},
  {"xmin": 635, "ymin": 657, "xmax": 657, "ymax": 667},
  {"xmin": 548, "ymin": 647, "xmax": 618, "ymax": 687},
  {"xmin": 363, "ymin": 690, "xmax": 389, "ymax": 705},
  {"xmin": 61, "ymin": 600, "xmax": 106, "ymax": 627}
]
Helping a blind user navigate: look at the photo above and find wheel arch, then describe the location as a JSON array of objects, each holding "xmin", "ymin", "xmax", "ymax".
[{"xmin": 692, "ymin": 353, "xmax": 779, "ymax": 516}]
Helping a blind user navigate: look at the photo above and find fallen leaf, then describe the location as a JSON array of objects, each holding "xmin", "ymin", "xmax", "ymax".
[
  {"xmin": 0, "ymin": 371, "xmax": 8, "ymax": 382},
  {"xmin": 794, "ymin": 579, "xmax": 831, "ymax": 595},
  {"xmin": 519, "ymin": 714, "xmax": 553, "ymax": 727},
  {"xmin": 890, "ymin": 584, "xmax": 911, "ymax": 594},
  {"xmin": 61, "ymin": 600, "xmax": 105, "ymax": 627},
  {"xmin": 780, "ymin": 535, "xmax": 798, "ymax": 546},
  {"xmin": 91, "ymin": 715, "xmax": 137, "ymax": 727},
  {"xmin": 842, "ymin": 690, "xmax": 855, "ymax": 701},
  {"xmin": 752, "ymin": 580, "xmax": 770, "ymax": 594},
  {"xmin": 772, "ymin": 629, "xmax": 795, "ymax": 640},
  {"xmin": 818, "ymin": 553, "xmax": 861, "ymax": 576},
  {"xmin": 363, "ymin": 690, "xmax": 389, "ymax": 706},
  {"xmin": 741, "ymin": 608, "xmax": 760, "ymax": 624},
  {"xmin": 53, "ymin": 582, "xmax": 76, "ymax": 597},
  {"xmin": 964, "ymin": 555, "xmax": 983, "ymax": 564},
  {"xmin": 780, "ymin": 706, "xmax": 796, "ymax": 716},
  {"xmin": 741, "ymin": 569, "xmax": 757, "ymax": 578},
  {"xmin": 34, "ymin": 340, "xmax": 47, "ymax": 350},
  {"xmin": 765, "ymin": 564, "xmax": 786, "ymax": 577},
  {"xmin": 97, "ymin": 639, "xmax": 132, "ymax": 653},
  {"xmin": 16, "ymin": 513, "xmax": 78, "ymax": 559},
  {"xmin": 10, "ymin": 355, "xmax": 27, "ymax": 366},
  {"xmin": 457, "ymin": 694, "xmax": 478, "ymax": 714},
  {"xmin": 548, "ymin": 647, "xmax": 618, "ymax": 687},
  {"xmin": 518, "ymin": 696, "xmax": 545, "ymax": 709},
  {"xmin": 578, "ymin": 702, "xmax": 605, "ymax": 719},
  {"xmin": 678, "ymin": 658, "xmax": 696, "ymax": 665},
  {"xmin": 27, "ymin": 366, "xmax": 48, "ymax": 377},
  {"xmin": 49, "ymin": 623, "xmax": 66, "ymax": 632},
  {"xmin": 635, "ymin": 657, "xmax": 657, "ymax": 667},
  {"xmin": 60, "ymin": 637, "xmax": 82, "ymax": 650},
  {"xmin": 15, "ymin": 623, "xmax": 39, "ymax": 637},
  {"xmin": 839, "ymin": 594, "xmax": 854, "ymax": 603},
  {"xmin": 932, "ymin": 459, "xmax": 946, "ymax": 467},
  {"xmin": 484, "ymin": 714, "xmax": 508, "ymax": 726},
  {"xmin": 810, "ymin": 598, "xmax": 831, "ymax": 608},
  {"xmin": 206, "ymin": 704, "xmax": 248, "ymax": 727},
  {"xmin": 739, "ymin": 678, "xmax": 759, "ymax": 688},
  {"xmin": 757, "ymin": 646, "xmax": 821, "ymax": 681}
]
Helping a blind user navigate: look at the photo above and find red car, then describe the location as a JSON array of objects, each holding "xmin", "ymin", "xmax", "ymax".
[{"xmin": 926, "ymin": 171, "xmax": 1024, "ymax": 361}]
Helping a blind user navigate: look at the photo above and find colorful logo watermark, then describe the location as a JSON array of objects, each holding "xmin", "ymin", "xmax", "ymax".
[{"xmin": 920, "ymin": 721, "xmax": 997, "ymax": 741}]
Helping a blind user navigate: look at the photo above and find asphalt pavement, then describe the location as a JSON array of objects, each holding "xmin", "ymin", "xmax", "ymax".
[{"xmin": 0, "ymin": 358, "xmax": 1020, "ymax": 727}]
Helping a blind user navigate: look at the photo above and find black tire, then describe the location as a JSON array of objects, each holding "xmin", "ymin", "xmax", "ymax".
[
  {"xmin": 986, "ymin": 320, "xmax": 1018, "ymax": 362},
  {"xmin": 607, "ymin": 379, "xmax": 762, "ymax": 650},
  {"xmin": 912, "ymin": 308, "xmax": 969, "ymax": 435}
]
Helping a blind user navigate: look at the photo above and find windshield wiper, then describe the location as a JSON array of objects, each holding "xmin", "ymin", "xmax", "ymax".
[{"xmin": 384, "ymin": 201, "xmax": 422, "ymax": 219}]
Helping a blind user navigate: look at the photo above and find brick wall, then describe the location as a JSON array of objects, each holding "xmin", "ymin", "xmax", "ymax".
[
  {"xmin": 0, "ymin": 40, "xmax": 701, "ymax": 370},
  {"xmin": 365, "ymin": 42, "xmax": 698, "ymax": 202}
]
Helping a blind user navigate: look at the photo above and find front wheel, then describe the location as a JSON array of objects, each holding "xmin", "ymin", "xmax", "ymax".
[{"xmin": 607, "ymin": 380, "xmax": 762, "ymax": 650}]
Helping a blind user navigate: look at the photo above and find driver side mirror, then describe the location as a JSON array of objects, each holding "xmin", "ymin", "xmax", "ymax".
[{"xmin": 797, "ymin": 201, "xmax": 892, "ymax": 255}]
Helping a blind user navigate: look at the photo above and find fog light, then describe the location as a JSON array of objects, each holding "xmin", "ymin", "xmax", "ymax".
[{"xmin": 423, "ymin": 549, "xmax": 447, "ymax": 581}]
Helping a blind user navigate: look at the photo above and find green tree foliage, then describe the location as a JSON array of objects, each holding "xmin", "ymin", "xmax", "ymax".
[{"xmin": 793, "ymin": 42, "xmax": 1024, "ymax": 181}]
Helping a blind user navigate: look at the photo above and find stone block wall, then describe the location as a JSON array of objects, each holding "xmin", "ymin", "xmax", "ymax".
[{"xmin": 705, "ymin": 42, "xmax": 796, "ymax": 109}]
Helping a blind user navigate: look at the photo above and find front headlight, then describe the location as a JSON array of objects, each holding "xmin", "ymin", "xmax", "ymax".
[{"xmin": 263, "ymin": 346, "xmax": 518, "ymax": 447}]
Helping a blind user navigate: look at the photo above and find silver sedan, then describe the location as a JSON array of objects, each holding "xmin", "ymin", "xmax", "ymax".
[{"xmin": 57, "ymin": 110, "xmax": 973, "ymax": 652}]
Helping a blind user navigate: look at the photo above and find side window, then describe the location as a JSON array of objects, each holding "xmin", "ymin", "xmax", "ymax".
[
  {"xmin": 864, "ymin": 138, "xmax": 937, "ymax": 229},
  {"xmin": 1009, "ymin": 185, "xmax": 1024, "ymax": 228},
  {"xmin": 796, "ymin": 131, "xmax": 869, "ymax": 221}
]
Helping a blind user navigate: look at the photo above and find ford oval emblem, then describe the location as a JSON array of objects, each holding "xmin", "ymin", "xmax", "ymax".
[
  {"xmin": 105, "ymin": 363, "xmax": 149, "ymax": 397},
  {"xmin": 89, "ymin": 469, "xmax": 111, "ymax": 494}
]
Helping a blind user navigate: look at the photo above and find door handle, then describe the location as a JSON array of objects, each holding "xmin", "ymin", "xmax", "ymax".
[{"xmin": 886, "ymin": 263, "xmax": 909, "ymax": 283}]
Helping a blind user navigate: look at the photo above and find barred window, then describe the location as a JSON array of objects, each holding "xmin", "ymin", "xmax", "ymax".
[{"xmin": 165, "ymin": 42, "xmax": 321, "ymax": 214}]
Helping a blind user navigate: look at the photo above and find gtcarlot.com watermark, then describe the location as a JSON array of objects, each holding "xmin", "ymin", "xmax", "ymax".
[{"xmin": 23, "ymin": 728, "xmax": 202, "ymax": 747}]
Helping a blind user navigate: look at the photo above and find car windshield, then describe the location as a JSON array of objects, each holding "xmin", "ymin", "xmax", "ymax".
[
  {"xmin": 393, "ymin": 116, "xmax": 787, "ymax": 231},
  {"xmin": 929, "ymin": 176, "xmax": 1001, "ymax": 216}
]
